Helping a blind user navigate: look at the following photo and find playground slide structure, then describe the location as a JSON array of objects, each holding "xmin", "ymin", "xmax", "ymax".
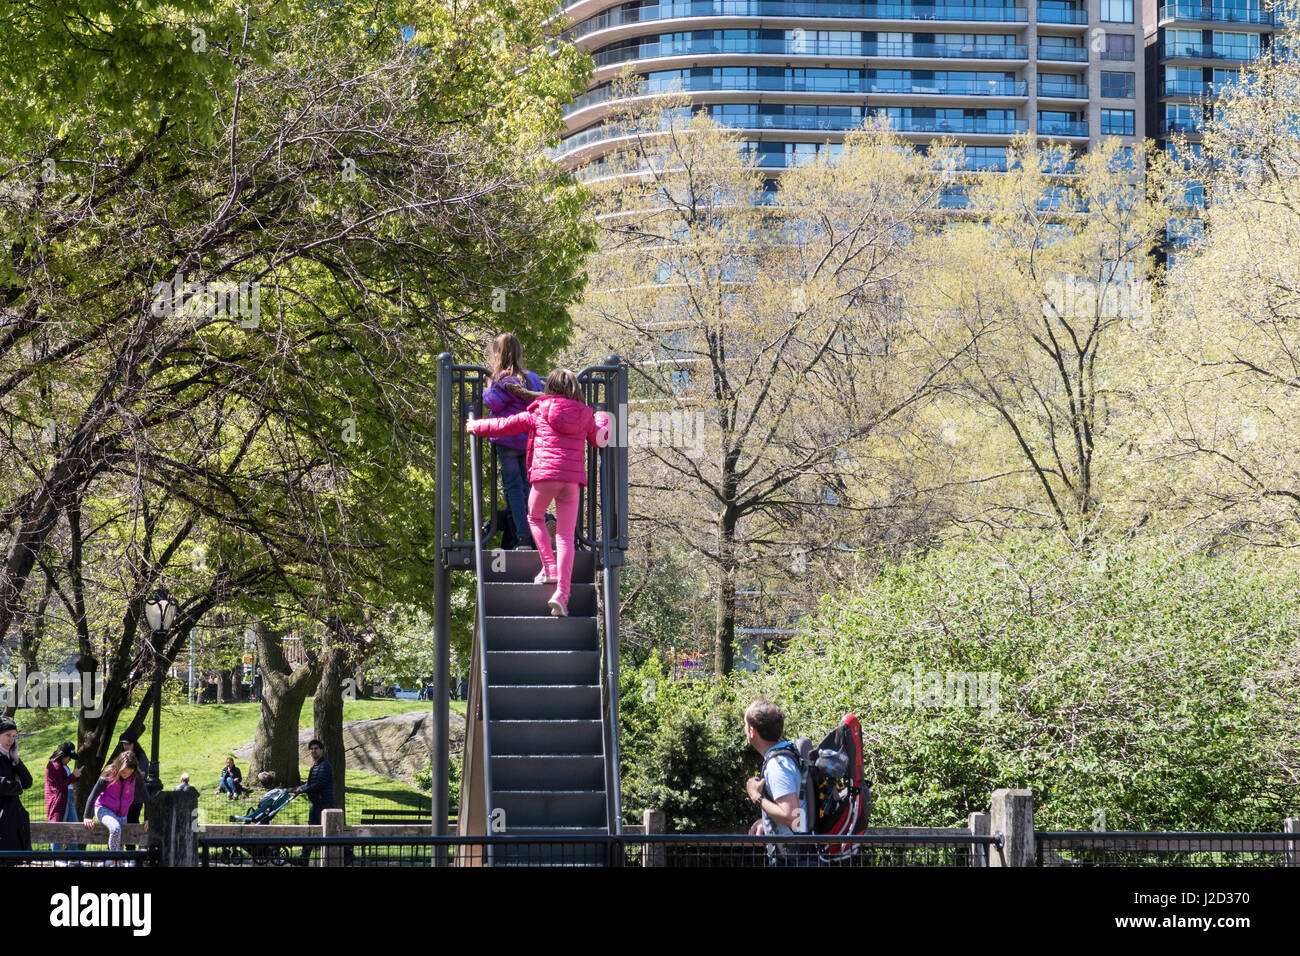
[{"xmin": 434, "ymin": 354, "xmax": 628, "ymax": 864}]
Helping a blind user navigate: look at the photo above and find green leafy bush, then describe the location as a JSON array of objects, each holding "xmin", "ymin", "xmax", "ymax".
[
  {"xmin": 414, "ymin": 754, "xmax": 462, "ymax": 815},
  {"xmin": 617, "ymin": 536, "xmax": 1300, "ymax": 832},
  {"xmin": 754, "ymin": 535, "xmax": 1300, "ymax": 830},
  {"xmin": 619, "ymin": 655, "xmax": 757, "ymax": 833}
]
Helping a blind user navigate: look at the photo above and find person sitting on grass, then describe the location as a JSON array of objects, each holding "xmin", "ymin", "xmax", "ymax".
[{"xmin": 219, "ymin": 756, "xmax": 245, "ymax": 799}]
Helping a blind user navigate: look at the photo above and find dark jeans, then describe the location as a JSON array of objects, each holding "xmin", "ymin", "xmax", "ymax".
[
  {"xmin": 302, "ymin": 802, "xmax": 321, "ymax": 864},
  {"xmin": 300, "ymin": 802, "xmax": 353, "ymax": 865},
  {"xmin": 498, "ymin": 446, "xmax": 534, "ymax": 548},
  {"xmin": 497, "ymin": 446, "xmax": 553, "ymax": 548}
]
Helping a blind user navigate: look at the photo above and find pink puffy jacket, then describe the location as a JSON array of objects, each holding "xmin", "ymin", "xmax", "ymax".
[{"xmin": 470, "ymin": 396, "xmax": 611, "ymax": 486}]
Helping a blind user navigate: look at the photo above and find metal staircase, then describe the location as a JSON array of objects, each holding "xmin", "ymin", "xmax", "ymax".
[
  {"xmin": 432, "ymin": 353, "xmax": 627, "ymax": 863},
  {"xmin": 479, "ymin": 549, "xmax": 607, "ymax": 834}
]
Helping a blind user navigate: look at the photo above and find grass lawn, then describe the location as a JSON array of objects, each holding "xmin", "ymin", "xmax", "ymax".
[{"xmin": 17, "ymin": 698, "xmax": 466, "ymax": 824}]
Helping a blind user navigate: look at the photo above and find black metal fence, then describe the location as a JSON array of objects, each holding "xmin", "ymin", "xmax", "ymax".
[
  {"xmin": 0, "ymin": 848, "xmax": 154, "ymax": 868},
  {"xmin": 195, "ymin": 832, "xmax": 1004, "ymax": 868},
  {"xmin": 22, "ymin": 785, "xmax": 439, "ymax": 829},
  {"xmin": 1036, "ymin": 831, "xmax": 1300, "ymax": 867}
]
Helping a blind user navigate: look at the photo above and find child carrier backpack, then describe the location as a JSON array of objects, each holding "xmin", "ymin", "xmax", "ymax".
[{"xmin": 762, "ymin": 713, "xmax": 871, "ymax": 863}]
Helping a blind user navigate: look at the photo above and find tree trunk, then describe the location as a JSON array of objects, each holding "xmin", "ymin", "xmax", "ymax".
[
  {"xmin": 714, "ymin": 510, "xmax": 738, "ymax": 677},
  {"xmin": 313, "ymin": 644, "xmax": 348, "ymax": 812},
  {"xmin": 250, "ymin": 624, "xmax": 319, "ymax": 789},
  {"xmin": 70, "ymin": 497, "xmax": 100, "ymax": 807}
]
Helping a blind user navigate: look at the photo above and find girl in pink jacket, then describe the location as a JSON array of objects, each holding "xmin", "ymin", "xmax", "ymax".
[
  {"xmin": 468, "ymin": 368, "xmax": 611, "ymax": 616},
  {"xmin": 82, "ymin": 750, "xmax": 140, "ymax": 857}
]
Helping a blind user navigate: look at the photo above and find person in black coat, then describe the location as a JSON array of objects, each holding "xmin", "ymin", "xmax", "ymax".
[
  {"xmin": 0, "ymin": 716, "xmax": 33, "ymax": 852},
  {"xmin": 292, "ymin": 739, "xmax": 335, "ymax": 864}
]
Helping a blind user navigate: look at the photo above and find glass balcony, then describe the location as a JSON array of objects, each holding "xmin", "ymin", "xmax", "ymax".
[
  {"xmin": 565, "ymin": 2, "xmax": 1030, "ymax": 41},
  {"xmin": 591, "ymin": 38, "xmax": 1029, "ymax": 67},
  {"xmin": 1162, "ymin": 78, "xmax": 1207, "ymax": 95},
  {"xmin": 1037, "ymin": 119, "xmax": 1088, "ymax": 135},
  {"xmin": 1036, "ymin": 4, "xmax": 1088, "ymax": 23},
  {"xmin": 867, "ymin": 78, "xmax": 1028, "ymax": 95},
  {"xmin": 959, "ymin": 156, "xmax": 1009, "ymax": 171},
  {"xmin": 1037, "ymin": 45, "xmax": 1088, "ymax": 61},
  {"xmin": 1159, "ymin": 42, "xmax": 1260, "ymax": 61},
  {"xmin": 879, "ymin": 115, "xmax": 1028, "ymax": 132},
  {"xmin": 1157, "ymin": 3, "xmax": 1271, "ymax": 25},
  {"xmin": 565, "ymin": 75, "xmax": 1029, "ymax": 113},
  {"xmin": 1159, "ymin": 118, "xmax": 1203, "ymax": 135},
  {"xmin": 552, "ymin": 111, "xmax": 1028, "ymax": 157},
  {"xmin": 1037, "ymin": 79, "xmax": 1088, "ymax": 97}
]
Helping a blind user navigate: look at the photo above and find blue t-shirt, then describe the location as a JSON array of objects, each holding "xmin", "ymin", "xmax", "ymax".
[{"xmin": 762, "ymin": 745, "xmax": 809, "ymax": 836}]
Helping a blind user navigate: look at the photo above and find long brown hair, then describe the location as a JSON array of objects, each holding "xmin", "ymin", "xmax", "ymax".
[
  {"xmin": 100, "ymin": 750, "xmax": 140, "ymax": 782},
  {"xmin": 488, "ymin": 333, "xmax": 531, "ymax": 385},
  {"xmin": 544, "ymin": 368, "xmax": 582, "ymax": 402}
]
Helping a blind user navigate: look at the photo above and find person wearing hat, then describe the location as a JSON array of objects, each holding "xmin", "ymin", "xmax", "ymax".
[
  {"xmin": 116, "ymin": 729, "xmax": 151, "ymax": 849},
  {"xmin": 0, "ymin": 715, "xmax": 33, "ymax": 852},
  {"xmin": 45, "ymin": 741, "xmax": 82, "ymax": 855}
]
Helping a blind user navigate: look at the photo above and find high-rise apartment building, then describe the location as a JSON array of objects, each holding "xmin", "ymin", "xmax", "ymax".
[
  {"xmin": 554, "ymin": 1, "xmax": 1148, "ymax": 178},
  {"xmin": 1143, "ymin": 0, "xmax": 1281, "ymax": 261}
]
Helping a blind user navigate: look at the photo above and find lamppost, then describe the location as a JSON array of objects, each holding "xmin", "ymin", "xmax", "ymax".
[{"xmin": 143, "ymin": 587, "xmax": 177, "ymax": 796}]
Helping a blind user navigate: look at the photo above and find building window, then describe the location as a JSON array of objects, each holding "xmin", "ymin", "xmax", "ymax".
[
  {"xmin": 1102, "ymin": 33, "xmax": 1135, "ymax": 60},
  {"xmin": 1109, "ymin": 145, "xmax": 1137, "ymax": 172},
  {"xmin": 963, "ymin": 145, "xmax": 1008, "ymax": 171},
  {"xmin": 1165, "ymin": 140, "xmax": 1203, "ymax": 163},
  {"xmin": 1212, "ymin": 30, "xmax": 1261, "ymax": 59},
  {"xmin": 1101, "ymin": 71, "xmax": 1135, "ymax": 97},
  {"xmin": 1164, "ymin": 102, "xmax": 1203, "ymax": 135},
  {"xmin": 1100, "ymin": 0, "xmax": 1133, "ymax": 22},
  {"xmin": 1101, "ymin": 108, "xmax": 1135, "ymax": 135},
  {"xmin": 1166, "ymin": 217, "xmax": 1204, "ymax": 246}
]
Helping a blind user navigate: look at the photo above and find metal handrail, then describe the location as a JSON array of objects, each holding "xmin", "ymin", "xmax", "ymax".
[
  {"xmin": 577, "ymin": 356, "xmax": 627, "ymax": 835},
  {"xmin": 466, "ymin": 422, "xmax": 495, "ymax": 857}
]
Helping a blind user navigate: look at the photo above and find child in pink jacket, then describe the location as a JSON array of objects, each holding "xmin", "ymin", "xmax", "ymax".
[{"xmin": 468, "ymin": 368, "xmax": 611, "ymax": 616}]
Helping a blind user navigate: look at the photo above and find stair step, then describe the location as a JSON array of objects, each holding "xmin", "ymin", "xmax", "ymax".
[
  {"xmin": 488, "ymin": 685, "xmax": 601, "ymax": 720},
  {"xmin": 486, "ymin": 650, "xmax": 599, "ymax": 686},
  {"xmin": 493, "ymin": 790, "xmax": 608, "ymax": 829},
  {"xmin": 491, "ymin": 755, "xmax": 605, "ymax": 790},
  {"xmin": 484, "ymin": 616, "xmax": 598, "ymax": 652},
  {"xmin": 483, "ymin": 582, "xmax": 597, "ymax": 618},
  {"xmin": 490, "ymin": 719, "xmax": 603, "ymax": 755},
  {"xmin": 481, "ymin": 549, "xmax": 596, "ymax": 583}
]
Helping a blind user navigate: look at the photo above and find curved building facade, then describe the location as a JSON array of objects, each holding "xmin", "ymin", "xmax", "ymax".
[{"xmin": 555, "ymin": 0, "xmax": 1148, "ymax": 176}]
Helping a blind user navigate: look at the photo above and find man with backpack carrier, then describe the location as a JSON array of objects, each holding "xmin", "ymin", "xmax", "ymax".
[
  {"xmin": 744, "ymin": 698, "xmax": 872, "ymax": 867},
  {"xmin": 744, "ymin": 699, "xmax": 817, "ymax": 866}
]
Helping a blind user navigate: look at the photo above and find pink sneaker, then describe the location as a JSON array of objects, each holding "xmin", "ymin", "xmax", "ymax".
[
  {"xmin": 533, "ymin": 569, "xmax": 557, "ymax": 585},
  {"xmin": 548, "ymin": 593, "xmax": 569, "ymax": 617}
]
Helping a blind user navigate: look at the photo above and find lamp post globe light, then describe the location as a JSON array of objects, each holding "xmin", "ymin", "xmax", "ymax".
[{"xmin": 143, "ymin": 588, "xmax": 177, "ymax": 796}]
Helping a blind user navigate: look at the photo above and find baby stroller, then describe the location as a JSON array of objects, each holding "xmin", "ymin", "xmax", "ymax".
[{"xmin": 220, "ymin": 788, "xmax": 299, "ymax": 866}]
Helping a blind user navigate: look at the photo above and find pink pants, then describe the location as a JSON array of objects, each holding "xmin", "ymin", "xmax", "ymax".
[{"xmin": 528, "ymin": 480, "xmax": 580, "ymax": 600}]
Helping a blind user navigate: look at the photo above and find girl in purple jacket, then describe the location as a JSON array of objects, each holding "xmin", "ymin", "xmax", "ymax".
[
  {"xmin": 82, "ymin": 751, "xmax": 140, "ymax": 856},
  {"xmin": 482, "ymin": 333, "xmax": 552, "ymax": 550},
  {"xmin": 468, "ymin": 369, "xmax": 611, "ymax": 616}
]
